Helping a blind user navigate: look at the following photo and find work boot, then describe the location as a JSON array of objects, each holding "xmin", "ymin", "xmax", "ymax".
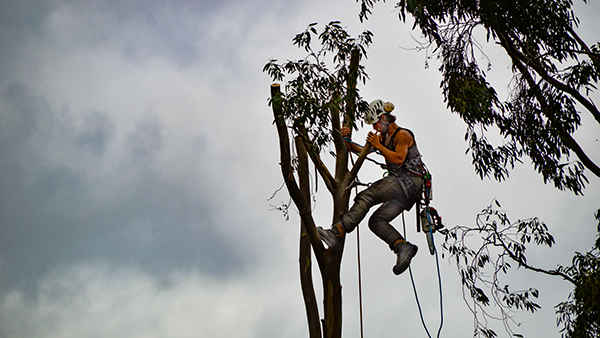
[
  {"xmin": 317, "ymin": 222, "xmax": 345, "ymax": 249},
  {"xmin": 392, "ymin": 241, "xmax": 418, "ymax": 275}
]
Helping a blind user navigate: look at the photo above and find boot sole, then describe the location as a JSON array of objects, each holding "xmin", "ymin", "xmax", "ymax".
[{"xmin": 393, "ymin": 244, "xmax": 418, "ymax": 275}]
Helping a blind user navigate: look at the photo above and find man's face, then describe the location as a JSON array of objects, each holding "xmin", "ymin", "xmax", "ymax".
[{"xmin": 373, "ymin": 115, "xmax": 389, "ymax": 135}]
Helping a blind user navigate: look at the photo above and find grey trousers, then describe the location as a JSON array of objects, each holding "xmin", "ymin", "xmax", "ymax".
[{"xmin": 341, "ymin": 173, "xmax": 423, "ymax": 251}]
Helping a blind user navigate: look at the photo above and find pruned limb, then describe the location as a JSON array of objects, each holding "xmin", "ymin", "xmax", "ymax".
[{"xmin": 271, "ymin": 83, "xmax": 326, "ymax": 267}]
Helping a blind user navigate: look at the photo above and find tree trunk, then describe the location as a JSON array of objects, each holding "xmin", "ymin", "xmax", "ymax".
[{"xmin": 296, "ymin": 136, "xmax": 322, "ymax": 338}]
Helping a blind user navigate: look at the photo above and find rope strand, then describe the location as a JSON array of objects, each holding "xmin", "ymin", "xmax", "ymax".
[
  {"xmin": 402, "ymin": 211, "xmax": 445, "ymax": 338},
  {"xmin": 346, "ymin": 137, "xmax": 365, "ymax": 338},
  {"xmin": 357, "ymin": 221, "xmax": 364, "ymax": 338}
]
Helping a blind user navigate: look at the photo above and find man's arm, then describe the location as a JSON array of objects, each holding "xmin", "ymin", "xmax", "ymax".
[
  {"xmin": 366, "ymin": 129, "xmax": 412, "ymax": 167},
  {"xmin": 341, "ymin": 127, "xmax": 372, "ymax": 154}
]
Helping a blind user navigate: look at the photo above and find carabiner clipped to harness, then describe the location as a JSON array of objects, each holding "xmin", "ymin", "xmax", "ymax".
[{"xmin": 423, "ymin": 171, "xmax": 433, "ymax": 201}]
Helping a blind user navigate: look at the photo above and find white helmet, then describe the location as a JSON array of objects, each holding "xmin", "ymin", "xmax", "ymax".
[{"xmin": 365, "ymin": 99, "xmax": 395, "ymax": 124}]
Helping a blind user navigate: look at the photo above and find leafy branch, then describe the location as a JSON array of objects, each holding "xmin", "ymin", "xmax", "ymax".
[
  {"xmin": 442, "ymin": 200, "xmax": 571, "ymax": 338},
  {"xmin": 555, "ymin": 209, "xmax": 600, "ymax": 338}
]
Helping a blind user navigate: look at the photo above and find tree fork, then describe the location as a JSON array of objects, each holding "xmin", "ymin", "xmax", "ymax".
[{"xmin": 295, "ymin": 122, "xmax": 336, "ymax": 193}]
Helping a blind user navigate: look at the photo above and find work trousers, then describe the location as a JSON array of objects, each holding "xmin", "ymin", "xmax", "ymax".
[{"xmin": 341, "ymin": 173, "xmax": 423, "ymax": 251}]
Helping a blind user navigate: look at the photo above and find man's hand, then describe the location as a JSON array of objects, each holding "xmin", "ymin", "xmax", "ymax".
[
  {"xmin": 366, "ymin": 131, "xmax": 381, "ymax": 150},
  {"xmin": 341, "ymin": 127, "xmax": 351, "ymax": 138}
]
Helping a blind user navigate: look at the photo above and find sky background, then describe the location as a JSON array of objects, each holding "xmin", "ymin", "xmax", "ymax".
[{"xmin": 0, "ymin": 0, "xmax": 599, "ymax": 337}]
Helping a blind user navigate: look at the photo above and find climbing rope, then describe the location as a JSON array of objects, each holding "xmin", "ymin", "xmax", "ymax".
[
  {"xmin": 402, "ymin": 211, "xmax": 444, "ymax": 338},
  {"xmin": 356, "ymin": 219, "xmax": 365, "ymax": 338},
  {"xmin": 344, "ymin": 137, "xmax": 366, "ymax": 338}
]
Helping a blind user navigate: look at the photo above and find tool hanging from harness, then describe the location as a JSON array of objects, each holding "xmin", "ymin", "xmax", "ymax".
[{"xmin": 415, "ymin": 168, "xmax": 445, "ymax": 255}]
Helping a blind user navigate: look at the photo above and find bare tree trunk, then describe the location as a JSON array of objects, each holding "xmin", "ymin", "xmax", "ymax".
[{"xmin": 296, "ymin": 136, "xmax": 322, "ymax": 338}]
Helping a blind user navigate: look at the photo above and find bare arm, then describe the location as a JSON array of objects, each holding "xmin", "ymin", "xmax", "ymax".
[
  {"xmin": 366, "ymin": 129, "xmax": 412, "ymax": 167},
  {"xmin": 341, "ymin": 127, "xmax": 369, "ymax": 154}
]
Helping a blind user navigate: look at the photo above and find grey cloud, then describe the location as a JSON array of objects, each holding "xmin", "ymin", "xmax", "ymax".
[
  {"xmin": 65, "ymin": 0, "xmax": 239, "ymax": 67},
  {"xmin": 76, "ymin": 111, "xmax": 115, "ymax": 156},
  {"xmin": 0, "ymin": 0, "xmax": 219, "ymax": 74},
  {"xmin": 0, "ymin": 1, "xmax": 53, "ymax": 77},
  {"xmin": 0, "ymin": 83, "xmax": 247, "ymax": 296},
  {"xmin": 126, "ymin": 113, "xmax": 163, "ymax": 163}
]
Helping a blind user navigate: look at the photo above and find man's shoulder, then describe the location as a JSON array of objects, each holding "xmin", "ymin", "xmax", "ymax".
[{"xmin": 394, "ymin": 127, "xmax": 414, "ymax": 143}]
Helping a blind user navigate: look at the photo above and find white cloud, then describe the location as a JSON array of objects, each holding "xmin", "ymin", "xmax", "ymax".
[{"xmin": 0, "ymin": 263, "xmax": 305, "ymax": 338}]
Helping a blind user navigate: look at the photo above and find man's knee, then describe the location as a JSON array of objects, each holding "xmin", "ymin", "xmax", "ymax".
[
  {"xmin": 354, "ymin": 189, "xmax": 374, "ymax": 205},
  {"xmin": 368, "ymin": 215, "xmax": 385, "ymax": 232}
]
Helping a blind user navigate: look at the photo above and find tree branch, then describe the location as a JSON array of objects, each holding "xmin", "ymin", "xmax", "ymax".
[
  {"xmin": 345, "ymin": 142, "xmax": 372, "ymax": 187},
  {"xmin": 333, "ymin": 48, "xmax": 361, "ymax": 187},
  {"xmin": 271, "ymin": 84, "xmax": 326, "ymax": 267},
  {"xmin": 294, "ymin": 122, "xmax": 337, "ymax": 193},
  {"xmin": 492, "ymin": 238, "xmax": 578, "ymax": 285},
  {"xmin": 504, "ymin": 29, "xmax": 600, "ymax": 125},
  {"xmin": 569, "ymin": 27, "xmax": 600, "ymax": 65},
  {"xmin": 497, "ymin": 30, "xmax": 600, "ymax": 179},
  {"xmin": 296, "ymin": 135, "xmax": 322, "ymax": 338},
  {"xmin": 331, "ymin": 92, "xmax": 350, "ymax": 182}
]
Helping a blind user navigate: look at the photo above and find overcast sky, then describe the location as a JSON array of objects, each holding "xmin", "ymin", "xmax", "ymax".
[{"xmin": 1, "ymin": 1, "xmax": 599, "ymax": 337}]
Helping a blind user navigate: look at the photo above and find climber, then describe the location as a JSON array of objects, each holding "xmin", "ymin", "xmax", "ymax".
[{"xmin": 318, "ymin": 99, "xmax": 426, "ymax": 275}]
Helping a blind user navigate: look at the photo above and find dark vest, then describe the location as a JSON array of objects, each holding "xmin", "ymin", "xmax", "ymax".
[{"xmin": 383, "ymin": 127, "xmax": 424, "ymax": 176}]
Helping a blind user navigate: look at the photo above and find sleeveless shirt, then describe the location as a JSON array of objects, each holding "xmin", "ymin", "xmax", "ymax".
[{"xmin": 383, "ymin": 127, "xmax": 425, "ymax": 177}]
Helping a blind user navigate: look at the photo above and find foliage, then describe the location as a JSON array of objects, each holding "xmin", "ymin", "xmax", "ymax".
[
  {"xmin": 442, "ymin": 202, "xmax": 599, "ymax": 338},
  {"xmin": 352, "ymin": 1, "xmax": 600, "ymax": 337},
  {"xmin": 555, "ymin": 209, "xmax": 600, "ymax": 338},
  {"xmin": 264, "ymin": 21, "xmax": 373, "ymax": 153},
  {"xmin": 440, "ymin": 200, "xmax": 599, "ymax": 338},
  {"xmin": 358, "ymin": 0, "xmax": 600, "ymax": 195},
  {"xmin": 443, "ymin": 200, "xmax": 563, "ymax": 337}
]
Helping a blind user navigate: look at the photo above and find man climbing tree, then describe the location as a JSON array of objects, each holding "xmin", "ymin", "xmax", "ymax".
[{"xmin": 318, "ymin": 99, "xmax": 426, "ymax": 275}]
